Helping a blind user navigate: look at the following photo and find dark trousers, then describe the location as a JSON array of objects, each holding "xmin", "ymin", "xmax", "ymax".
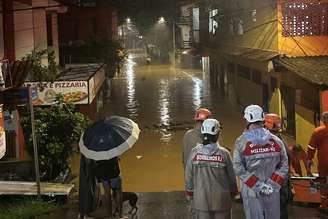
[{"xmin": 280, "ymin": 178, "xmax": 292, "ymax": 219}]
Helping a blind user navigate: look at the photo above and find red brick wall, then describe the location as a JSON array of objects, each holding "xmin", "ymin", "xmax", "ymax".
[
  {"xmin": 58, "ymin": 5, "xmax": 118, "ymax": 43},
  {"xmin": 110, "ymin": 9, "xmax": 118, "ymax": 40},
  {"xmin": 0, "ymin": 1, "xmax": 5, "ymax": 59},
  {"xmin": 3, "ymin": 0, "xmax": 15, "ymax": 60}
]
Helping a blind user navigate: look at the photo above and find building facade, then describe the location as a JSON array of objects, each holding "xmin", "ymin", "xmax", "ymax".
[
  {"xmin": 58, "ymin": 0, "xmax": 117, "ymax": 44},
  {"xmin": 179, "ymin": 0, "xmax": 328, "ymax": 151},
  {"xmin": 57, "ymin": 0, "xmax": 118, "ymax": 65},
  {"xmin": 0, "ymin": 0, "xmax": 109, "ymax": 161},
  {"xmin": 1, "ymin": 0, "xmax": 66, "ymax": 62}
]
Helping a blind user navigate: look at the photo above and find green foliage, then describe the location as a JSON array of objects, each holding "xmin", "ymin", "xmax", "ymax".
[
  {"xmin": 20, "ymin": 95, "xmax": 90, "ymax": 180},
  {"xmin": 63, "ymin": 38, "xmax": 127, "ymax": 78},
  {"xmin": 26, "ymin": 50, "xmax": 59, "ymax": 83},
  {"xmin": 0, "ymin": 198, "xmax": 56, "ymax": 219}
]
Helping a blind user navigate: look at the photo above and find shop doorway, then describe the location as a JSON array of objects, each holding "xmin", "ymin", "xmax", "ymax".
[
  {"xmin": 262, "ymin": 84, "xmax": 269, "ymax": 113},
  {"xmin": 281, "ymin": 85, "xmax": 296, "ymax": 136}
]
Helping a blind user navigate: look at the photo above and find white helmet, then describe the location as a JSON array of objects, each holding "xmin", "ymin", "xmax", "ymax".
[
  {"xmin": 201, "ymin": 118, "xmax": 221, "ymax": 135},
  {"xmin": 244, "ymin": 105, "xmax": 264, "ymax": 123}
]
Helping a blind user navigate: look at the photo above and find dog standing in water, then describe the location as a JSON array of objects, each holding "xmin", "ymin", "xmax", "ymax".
[{"xmin": 113, "ymin": 192, "xmax": 138, "ymax": 216}]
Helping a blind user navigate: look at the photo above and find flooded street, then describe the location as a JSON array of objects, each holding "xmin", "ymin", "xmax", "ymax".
[
  {"xmin": 102, "ymin": 52, "xmax": 244, "ymax": 192},
  {"xmin": 5, "ymin": 0, "xmax": 325, "ymax": 217},
  {"xmin": 41, "ymin": 52, "xmax": 320, "ymax": 219}
]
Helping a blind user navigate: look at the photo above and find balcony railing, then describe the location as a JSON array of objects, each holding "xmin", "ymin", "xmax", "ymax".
[
  {"xmin": 182, "ymin": 41, "xmax": 191, "ymax": 49},
  {"xmin": 178, "ymin": 16, "xmax": 192, "ymax": 25}
]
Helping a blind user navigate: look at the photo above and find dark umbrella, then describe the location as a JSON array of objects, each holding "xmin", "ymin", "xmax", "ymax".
[{"xmin": 79, "ymin": 116, "xmax": 140, "ymax": 161}]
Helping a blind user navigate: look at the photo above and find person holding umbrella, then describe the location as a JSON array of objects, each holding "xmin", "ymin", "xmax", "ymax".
[
  {"xmin": 94, "ymin": 157, "xmax": 122, "ymax": 218},
  {"xmin": 78, "ymin": 116, "xmax": 140, "ymax": 219}
]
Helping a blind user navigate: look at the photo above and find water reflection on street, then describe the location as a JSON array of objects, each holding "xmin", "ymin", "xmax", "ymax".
[
  {"xmin": 126, "ymin": 54, "xmax": 139, "ymax": 117},
  {"xmin": 100, "ymin": 53, "xmax": 244, "ymax": 192},
  {"xmin": 39, "ymin": 52, "xmax": 320, "ymax": 219}
]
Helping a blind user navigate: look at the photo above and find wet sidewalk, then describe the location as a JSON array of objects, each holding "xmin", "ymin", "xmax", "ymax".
[
  {"xmin": 42, "ymin": 55, "xmax": 321, "ymax": 219},
  {"xmin": 125, "ymin": 192, "xmax": 321, "ymax": 219},
  {"xmin": 41, "ymin": 191, "xmax": 320, "ymax": 219}
]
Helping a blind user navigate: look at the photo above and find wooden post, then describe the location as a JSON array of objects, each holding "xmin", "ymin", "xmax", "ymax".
[{"xmin": 29, "ymin": 86, "xmax": 41, "ymax": 199}]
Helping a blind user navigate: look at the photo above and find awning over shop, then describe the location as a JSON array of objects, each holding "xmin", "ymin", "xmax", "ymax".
[
  {"xmin": 222, "ymin": 46, "xmax": 280, "ymax": 62},
  {"xmin": 211, "ymin": 45, "xmax": 280, "ymax": 72},
  {"xmin": 275, "ymin": 56, "xmax": 328, "ymax": 85},
  {"xmin": 59, "ymin": 64, "xmax": 103, "ymax": 81}
]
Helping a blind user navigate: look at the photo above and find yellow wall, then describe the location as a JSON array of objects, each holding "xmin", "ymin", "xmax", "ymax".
[
  {"xmin": 269, "ymin": 86, "xmax": 281, "ymax": 115},
  {"xmin": 268, "ymin": 81, "xmax": 319, "ymax": 173},
  {"xmin": 236, "ymin": 77, "xmax": 263, "ymax": 107},
  {"xmin": 295, "ymin": 104, "xmax": 318, "ymax": 173},
  {"xmin": 295, "ymin": 104, "xmax": 315, "ymax": 147}
]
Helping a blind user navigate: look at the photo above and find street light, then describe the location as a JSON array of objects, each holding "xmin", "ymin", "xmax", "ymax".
[
  {"xmin": 172, "ymin": 21, "xmax": 176, "ymax": 67},
  {"xmin": 158, "ymin": 17, "xmax": 165, "ymax": 24},
  {"xmin": 157, "ymin": 17, "xmax": 176, "ymax": 67},
  {"xmin": 126, "ymin": 18, "xmax": 131, "ymax": 23}
]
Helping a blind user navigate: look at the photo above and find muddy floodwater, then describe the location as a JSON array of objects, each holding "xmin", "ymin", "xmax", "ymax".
[
  {"xmin": 91, "ymin": 53, "xmax": 245, "ymax": 192},
  {"xmin": 40, "ymin": 52, "xmax": 317, "ymax": 219}
]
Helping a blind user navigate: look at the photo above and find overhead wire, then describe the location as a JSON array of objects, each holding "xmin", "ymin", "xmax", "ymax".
[
  {"xmin": 205, "ymin": 0, "xmax": 327, "ymax": 55},
  {"xmin": 1, "ymin": 0, "xmax": 327, "ymax": 54}
]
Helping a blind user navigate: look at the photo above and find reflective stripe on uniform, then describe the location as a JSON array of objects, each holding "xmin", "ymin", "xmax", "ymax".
[
  {"xmin": 270, "ymin": 172, "xmax": 285, "ymax": 186},
  {"xmin": 245, "ymin": 175, "xmax": 259, "ymax": 188},
  {"xmin": 185, "ymin": 190, "xmax": 194, "ymax": 196}
]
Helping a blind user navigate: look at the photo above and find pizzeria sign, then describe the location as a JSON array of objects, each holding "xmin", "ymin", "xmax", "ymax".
[{"xmin": 24, "ymin": 80, "xmax": 89, "ymax": 105}]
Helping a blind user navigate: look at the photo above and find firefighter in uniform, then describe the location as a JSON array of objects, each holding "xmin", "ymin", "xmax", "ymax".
[
  {"xmin": 183, "ymin": 108, "xmax": 212, "ymax": 218},
  {"xmin": 233, "ymin": 105, "xmax": 289, "ymax": 219},
  {"xmin": 185, "ymin": 118, "xmax": 237, "ymax": 219},
  {"xmin": 264, "ymin": 113, "xmax": 293, "ymax": 219},
  {"xmin": 307, "ymin": 111, "xmax": 328, "ymax": 215},
  {"xmin": 183, "ymin": 108, "xmax": 212, "ymax": 167}
]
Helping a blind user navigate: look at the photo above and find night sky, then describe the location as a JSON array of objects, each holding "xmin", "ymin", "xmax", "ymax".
[{"xmin": 116, "ymin": 0, "xmax": 182, "ymax": 30}]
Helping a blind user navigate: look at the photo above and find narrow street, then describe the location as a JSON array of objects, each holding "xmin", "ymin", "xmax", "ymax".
[
  {"xmin": 2, "ymin": 0, "xmax": 328, "ymax": 218},
  {"xmin": 42, "ymin": 53, "xmax": 319, "ymax": 219},
  {"xmin": 99, "ymin": 53, "xmax": 318, "ymax": 219},
  {"xmin": 102, "ymin": 52, "xmax": 244, "ymax": 192}
]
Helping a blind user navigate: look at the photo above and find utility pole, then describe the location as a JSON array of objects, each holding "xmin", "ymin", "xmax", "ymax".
[
  {"xmin": 172, "ymin": 21, "xmax": 176, "ymax": 67},
  {"xmin": 29, "ymin": 87, "xmax": 41, "ymax": 200}
]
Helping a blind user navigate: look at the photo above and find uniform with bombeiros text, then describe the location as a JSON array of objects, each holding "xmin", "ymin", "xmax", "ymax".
[{"xmin": 185, "ymin": 143, "xmax": 237, "ymax": 218}]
